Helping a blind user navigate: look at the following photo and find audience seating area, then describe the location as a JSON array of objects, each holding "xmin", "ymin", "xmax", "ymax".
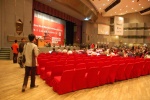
[{"xmin": 37, "ymin": 53, "xmax": 150, "ymax": 95}]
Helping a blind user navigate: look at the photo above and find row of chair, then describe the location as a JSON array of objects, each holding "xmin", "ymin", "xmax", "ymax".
[{"xmin": 37, "ymin": 54, "xmax": 150, "ymax": 94}]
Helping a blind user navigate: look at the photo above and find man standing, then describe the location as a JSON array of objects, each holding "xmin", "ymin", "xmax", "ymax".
[
  {"xmin": 22, "ymin": 34, "xmax": 39, "ymax": 92},
  {"xmin": 18, "ymin": 38, "xmax": 26, "ymax": 68},
  {"xmin": 11, "ymin": 40, "xmax": 19, "ymax": 63}
]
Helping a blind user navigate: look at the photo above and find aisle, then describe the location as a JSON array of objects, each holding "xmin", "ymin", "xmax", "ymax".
[{"xmin": 0, "ymin": 60, "xmax": 150, "ymax": 100}]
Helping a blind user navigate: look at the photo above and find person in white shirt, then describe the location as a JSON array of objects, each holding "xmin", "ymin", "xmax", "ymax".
[
  {"xmin": 67, "ymin": 48, "xmax": 73, "ymax": 54},
  {"xmin": 91, "ymin": 48, "xmax": 97, "ymax": 56},
  {"xmin": 62, "ymin": 47, "xmax": 67, "ymax": 53},
  {"xmin": 57, "ymin": 47, "xmax": 62, "ymax": 53},
  {"xmin": 145, "ymin": 51, "xmax": 150, "ymax": 58},
  {"xmin": 22, "ymin": 34, "xmax": 39, "ymax": 92}
]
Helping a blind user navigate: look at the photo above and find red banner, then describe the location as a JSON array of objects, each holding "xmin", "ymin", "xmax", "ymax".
[{"xmin": 33, "ymin": 13, "xmax": 65, "ymax": 45}]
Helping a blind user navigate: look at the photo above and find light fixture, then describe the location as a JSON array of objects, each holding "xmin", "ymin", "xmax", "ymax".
[
  {"xmin": 132, "ymin": 8, "xmax": 134, "ymax": 9},
  {"xmin": 132, "ymin": 0, "xmax": 134, "ymax": 2},
  {"xmin": 142, "ymin": 7, "xmax": 144, "ymax": 8},
  {"xmin": 126, "ymin": 5, "xmax": 128, "ymax": 7},
  {"xmin": 103, "ymin": 4, "xmax": 105, "ymax": 6},
  {"xmin": 139, "ymin": 4, "xmax": 141, "ymax": 5},
  {"xmin": 120, "ymin": 9, "xmax": 122, "ymax": 10},
  {"xmin": 84, "ymin": 17, "xmax": 89, "ymax": 21}
]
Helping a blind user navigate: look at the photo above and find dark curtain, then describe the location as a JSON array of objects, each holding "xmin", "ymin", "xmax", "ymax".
[{"xmin": 66, "ymin": 21, "xmax": 74, "ymax": 45}]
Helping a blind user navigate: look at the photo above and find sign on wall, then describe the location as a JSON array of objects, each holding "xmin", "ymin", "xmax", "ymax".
[
  {"xmin": 114, "ymin": 16, "xmax": 124, "ymax": 35},
  {"xmin": 98, "ymin": 24, "xmax": 110, "ymax": 35},
  {"xmin": 33, "ymin": 11, "xmax": 65, "ymax": 45}
]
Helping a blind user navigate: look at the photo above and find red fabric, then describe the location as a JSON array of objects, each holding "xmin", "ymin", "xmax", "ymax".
[
  {"xmin": 116, "ymin": 63, "xmax": 127, "ymax": 81},
  {"xmin": 125, "ymin": 63, "xmax": 134, "ymax": 79},
  {"xmin": 75, "ymin": 63, "xmax": 86, "ymax": 69},
  {"xmin": 98, "ymin": 66, "xmax": 110, "ymax": 85},
  {"xmin": 86, "ymin": 67, "xmax": 99, "ymax": 88},
  {"xmin": 73, "ymin": 68, "xmax": 87, "ymax": 91},
  {"xmin": 53, "ymin": 70, "xmax": 75, "ymax": 95},
  {"xmin": 141, "ymin": 61, "xmax": 150, "ymax": 75},
  {"xmin": 131, "ymin": 62, "xmax": 144, "ymax": 78},
  {"xmin": 108, "ymin": 64, "xmax": 119, "ymax": 83},
  {"xmin": 49, "ymin": 64, "xmax": 64, "ymax": 86}
]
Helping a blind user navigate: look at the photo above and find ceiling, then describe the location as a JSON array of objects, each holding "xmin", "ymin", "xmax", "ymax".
[
  {"xmin": 89, "ymin": 0, "xmax": 150, "ymax": 17},
  {"xmin": 36, "ymin": 0, "xmax": 150, "ymax": 21}
]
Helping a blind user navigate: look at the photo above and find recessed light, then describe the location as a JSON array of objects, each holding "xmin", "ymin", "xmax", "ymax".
[
  {"xmin": 132, "ymin": 0, "xmax": 134, "ymax": 2},
  {"xmin": 126, "ymin": 5, "xmax": 128, "ymax": 7},
  {"xmin": 120, "ymin": 9, "xmax": 122, "ymax": 10},
  {"xmin": 139, "ymin": 4, "xmax": 141, "ymax": 5},
  {"xmin": 115, "ymin": 12, "xmax": 116, "ymax": 13},
  {"xmin": 126, "ymin": 11, "xmax": 128, "ymax": 12},
  {"xmin": 142, "ymin": 7, "xmax": 144, "ymax": 8},
  {"xmin": 132, "ymin": 8, "xmax": 134, "ymax": 9},
  {"xmin": 103, "ymin": 4, "xmax": 105, "ymax": 6},
  {"xmin": 99, "ymin": 8, "xmax": 101, "ymax": 9},
  {"xmin": 108, "ymin": 0, "xmax": 109, "ymax": 1},
  {"xmin": 135, "ymin": 10, "xmax": 137, "ymax": 11}
]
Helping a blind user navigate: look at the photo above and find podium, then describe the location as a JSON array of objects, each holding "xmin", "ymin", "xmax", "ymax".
[{"xmin": 36, "ymin": 39, "xmax": 45, "ymax": 47}]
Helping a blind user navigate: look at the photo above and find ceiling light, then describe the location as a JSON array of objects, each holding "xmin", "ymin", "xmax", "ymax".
[
  {"xmin": 132, "ymin": 8, "xmax": 134, "ymax": 9},
  {"xmin": 135, "ymin": 10, "xmax": 137, "ymax": 11},
  {"xmin": 84, "ymin": 18, "xmax": 89, "ymax": 21},
  {"xmin": 126, "ymin": 11, "xmax": 128, "ymax": 12},
  {"xmin": 99, "ymin": 8, "xmax": 101, "ymax": 9},
  {"xmin": 103, "ymin": 4, "xmax": 105, "ymax": 6},
  {"xmin": 139, "ymin": 4, "xmax": 141, "ymax": 5},
  {"xmin": 132, "ymin": 0, "xmax": 134, "ymax": 2},
  {"xmin": 142, "ymin": 7, "xmax": 144, "ymax": 8},
  {"xmin": 148, "ymin": 0, "xmax": 150, "ymax": 1},
  {"xmin": 115, "ymin": 12, "xmax": 116, "ymax": 13},
  {"xmin": 108, "ymin": 0, "xmax": 110, "ymax": 1},
  {"xmin": 126, "ymin": 5, "xmax": 128, "ymax": 7},
  {"xmin": 120, "ymin": 9, "xmax": 122, "ymax": 10}
]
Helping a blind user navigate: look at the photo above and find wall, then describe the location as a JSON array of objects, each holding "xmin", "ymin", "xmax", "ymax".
[
  {"xmin": 123, "ymin": 13, "xmax": 150, "ymax": 23},
  {"xmin": 0, "ymin": 0, "xmax": 2, "ymax": 49},
  {"xmin": 0, "ymin": 0, "xmax": 33, "ymax": 48},
  {"xmin": 82, "ymin": 14, "xmax": 111, "ymax": 45},
  {"xmin": 121, "ymin": 13, "xmax": 150, "ymax": 45}
]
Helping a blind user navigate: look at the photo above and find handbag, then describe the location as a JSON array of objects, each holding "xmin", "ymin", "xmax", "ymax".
[
  {"xmin": 22, "ymin": 55, "xmax": 26, "ymax": 63},
  {"xmin": 22, "ymin": 44, "xmax": 26, "ymax": 63}
]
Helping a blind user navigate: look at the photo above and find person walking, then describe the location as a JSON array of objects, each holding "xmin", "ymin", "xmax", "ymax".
[
  {"xmin": 18, "ymin": 38, "xmax": 26, "ymax": 68},
  {"xmin": 11, "ymin": 40, "xmax": 19, "ymax": 63},
  {"xmin": 22, "ymin": 34, "xmax": 39, "ymax": 92}
]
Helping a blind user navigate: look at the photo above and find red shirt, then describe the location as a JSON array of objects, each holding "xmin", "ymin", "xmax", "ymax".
[{"xmin": 12, "ymin": 43, "xmax": 19, "ymax": 53}]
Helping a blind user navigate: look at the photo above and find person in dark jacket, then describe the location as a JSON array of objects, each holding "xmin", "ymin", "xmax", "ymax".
[{"xmin": 18, "ymin": 38, "xmax": 26, "ymax": 68}]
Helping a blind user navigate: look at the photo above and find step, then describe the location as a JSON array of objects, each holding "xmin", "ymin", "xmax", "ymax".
[
  {"xmin": 1, "ymin": 48, "xmax": 10, "ymax": 50},
  {"xmin": 0, "ymin": 57, "xmax": 10, "ymax": 59},
  {"xmin": 0, "ymin": 51, "xmax": 10, "ymax": 53},
  {"xmin": 0, "ymin": 55, "xmax": 10, "ymax": 57}
]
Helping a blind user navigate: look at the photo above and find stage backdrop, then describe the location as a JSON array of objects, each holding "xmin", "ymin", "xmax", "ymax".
[{"xmin": 33, "ymin": 11, "xmax": 66, "ymax": 45}]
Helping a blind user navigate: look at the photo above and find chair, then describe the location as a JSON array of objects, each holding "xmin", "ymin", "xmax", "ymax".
[
  {"xmin": 116, "ymin": 63, "xmax": 126, "ymax": 81},
  {"xmin": 141, "ymin": 61, "xmax": 149, "ymax": 75},
  {"xmin": 52, "ymin": 69, "xmax": 75, "ymax": 95},
  {"xmin": 75, "ymin": 63, "xmax": 86, "ymax": 69},
  {"xmin": 45, "ymin": 61, "xmax": 55, "ymax": 84},
  {"xmin": 131, "ymin": 62, "xmax": 144, "ymax": 78},
  {"xmin": 98, "ymin": 65, "xmax": 111, "ymax": 86},
  {"xmin": 64, "ymin": 64, "xmax": 75, "ymax": 70},
  {"xmin": 125, "ymin": 63, "xmax": 134, "ymax": 79},
  {"xmin": 49, "ymin": 64, "xmax": 64, "ymax": 86},
  {"xmin": 108, "ymin": 64, "xmax": 119, "ymax": 83},
  {"xmin": 86, "ymin": 67, "xmax": 99, "ymax": 88},
  {"xmin": 73, "ymin": 68, "xmax": 87, "ymax": 91}
]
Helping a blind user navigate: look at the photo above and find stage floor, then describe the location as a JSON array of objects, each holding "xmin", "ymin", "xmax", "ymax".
[{"xmin": 0, "ymin": 60, "xmax": 150, "ymax": 100}]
